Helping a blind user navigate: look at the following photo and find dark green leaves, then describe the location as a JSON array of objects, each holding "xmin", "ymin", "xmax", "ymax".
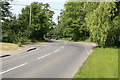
[
  {"xmin": 56, "ymin": 1, "xmax": 120, "ymax": 46},
  {"xmin": 2, "ymin": 1, "xmax": 55, "ymax": 43}
]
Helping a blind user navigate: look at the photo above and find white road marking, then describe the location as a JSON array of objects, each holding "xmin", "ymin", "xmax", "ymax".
[
  {"xmin": 0, "ymin": 63, "xmax": 28, "ymax": 74},
  {"xmin": 18, "ymin": 49, "xmax": 22, "ymax": 50},
  {"xmin": 43, "ymin": 45, "xmax": 47, "ymax": 46},
  {"xmin": 38, "ymin": 41, "xmax": 65, "ymax": 59},
  {"xmin": 61, "ymin": 46, "xmax": 64, "ymax": 49},
  {"xmin": 38, "ymin": 54, "xmax": 51, "ymax": 59},
  {"xmin": 54, "ymin": 49, "xmax": 60, "ymax": 52},
  {"xmin": 64, "ymin": 41, "xmax": 66, "ymax": 44}
]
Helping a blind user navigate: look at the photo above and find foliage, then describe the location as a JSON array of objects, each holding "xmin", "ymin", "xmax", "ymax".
[
  {"xmin": 1, "ymin": 1, "xmax": 120, "ymax": 47},
  {"xmin": 0, "ymin": 1, "xmax": 12, "ymax": 17},
  {"xmin": 56, "ymin": 2, "xmax": 89, "ymax": 41},
  {"xmin": 45, "ymin": 22, "xmax": 56, "ymax": 38},
  {"xmin": 18, "ymin": 2, "xmax": 54, "ymax": 40},
  {"xmin": 56, "ymin": 1, "xmax": 120, "ymax": 46},
  {"xmin": 18, "ymin": 42, "xmax": 22, "ymax": 47},
  {"xmin": 85, "ymin": 2, "xmax": 120, "ymax": 46},
  {"xmin": 2, "ymin": 1, "xmax": 55, "ymax": 43}
]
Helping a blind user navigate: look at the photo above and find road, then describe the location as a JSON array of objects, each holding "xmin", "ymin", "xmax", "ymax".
[{"xmin": 1, "ymin": 40, "xmax": 90, "ymax": 78}]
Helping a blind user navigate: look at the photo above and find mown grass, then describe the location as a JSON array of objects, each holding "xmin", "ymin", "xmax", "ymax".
[
  {"xmin": 0, "ymin": 42, "xmax": 22, "ymax": 51},
  {"xmin": 74, "ymin": 47, "xmax": 118, "ymax": 78}
]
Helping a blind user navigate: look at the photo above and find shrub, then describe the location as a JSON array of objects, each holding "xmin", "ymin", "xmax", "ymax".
[{"xmin": 18, "ymin": 42, "xmax": 22, "ymax": 47}]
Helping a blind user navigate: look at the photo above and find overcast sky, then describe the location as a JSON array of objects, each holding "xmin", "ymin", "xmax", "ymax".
[{"xmin": 9, "ymin": 0, "xmax": 68, "ymax": 24}]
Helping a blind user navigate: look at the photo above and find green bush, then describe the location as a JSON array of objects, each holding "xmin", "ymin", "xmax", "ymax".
[
  {"xmin": 59, "ymin": 37, "xmax": 72, "ymax": 41},
  {"xmin": 18, "ymin": 42, "xmax": 22, "ymax": 47}
]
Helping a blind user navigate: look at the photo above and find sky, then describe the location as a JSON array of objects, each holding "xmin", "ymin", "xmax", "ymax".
[{"xmin": 9, "ymin": 0, "xmax": 68, "ymax": 24}]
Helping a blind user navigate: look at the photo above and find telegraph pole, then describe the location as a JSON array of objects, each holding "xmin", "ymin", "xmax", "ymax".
[{"xmin": 29, "ymin": 5, "xmax": 31, "ymax": 26}]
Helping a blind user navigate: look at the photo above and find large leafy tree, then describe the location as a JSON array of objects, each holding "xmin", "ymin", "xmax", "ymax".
[
  {"xmin": 19, "ymin": 2, "xmax": 54, "ymax": 40},
  {"xmin": 56, "ymin": 1, "xmax": 120, "ymax": 46},
  {"xmin": 1, "ymin": 0, "xmax": 15, "ymax": 42},
  {"xmin": 85, "ymin": 2, "xmax": 120, "ymax": 46},
  {"xmin": 0, "ymin": 1, "xmax": 12, "ymax": 18},
  {"xmin": 57, "ymin": 2, "xmax": 89, "ymax": 41},
  {"xmin": 2, "ymin": 1, "xmax": 55, "ymax": 43}
]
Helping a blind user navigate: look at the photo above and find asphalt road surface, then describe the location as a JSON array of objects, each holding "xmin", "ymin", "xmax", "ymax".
[{"xmin": 1, "ymin": 40, "xmax": 89, "ymax": 78}]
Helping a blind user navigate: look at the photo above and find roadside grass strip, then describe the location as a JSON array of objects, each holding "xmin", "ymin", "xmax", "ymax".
[
  {"xmin": 0, "ymin": 42, "xmax": 21, "ymax": 51},
  {"xmin": 74, "ymin": 47, "xmax": 118, "ymax": 78}
]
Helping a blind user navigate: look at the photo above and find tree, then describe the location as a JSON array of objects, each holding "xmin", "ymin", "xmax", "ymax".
[
  {"xmin": 1, "ymin": 0, "xmax": 14, "ymax": 42},
  {"xmin": 18, "ymin": 2, "xmax": 54, "ymax": 40},
  {"xmin": 0, "ymin": 1, "xmax": 12, "ymax": 18},
  {"xmin": 56, "ymin": 1, "xmax": 89, "ymax": 41},
  {"xmin": 2, "ymin": 1, "xmax": 55, "ymax": 43},
  {"xmin": 85, "ymin": 2, "xmax": 120, "ymax": 46},
  {"xmin": 56, "ymin": 1, "xmax": 120, "ymax": 47}
]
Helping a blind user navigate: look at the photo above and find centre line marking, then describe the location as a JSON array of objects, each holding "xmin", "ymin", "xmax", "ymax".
[
  {"xmin": 61, "ymin": 46, "xmax": 64, "ymax": 48},
  {"xmin": 38, "ymin": 54, "xmax": 51, "ymax": 59},
  {"xmin": 54, "ymin": 49, "xmax": 60, "ymax": 52},
  {"xmin": 0, "ymin": 63, "xmax": 28, "ymax": 74},
  {"xmin": 64, "ymin": 41, "xmax": 66, "ymax": 44}
]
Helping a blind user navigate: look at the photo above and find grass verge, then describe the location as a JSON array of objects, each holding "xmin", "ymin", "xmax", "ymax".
[
  {"xmin": 74, "ymin": 47, "xmax": 118, "ymax": 78},
  {"xmin": 0, "ymin": 42, "xmax": 22, "ymax": 51}
]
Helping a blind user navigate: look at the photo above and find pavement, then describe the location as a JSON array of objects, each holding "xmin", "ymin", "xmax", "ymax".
[
  {"xmin": 1, "ymin": 40, "xmax": 97, "ymax": 78},
  {"xmin": 74, "ymin": 42, "xmax": 98, "ymax": 55}
]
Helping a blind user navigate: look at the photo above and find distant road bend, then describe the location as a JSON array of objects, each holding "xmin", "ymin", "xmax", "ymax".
[{"xmin": 2, "ymin": 40, "xmax": 90, "ymax": 78}]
